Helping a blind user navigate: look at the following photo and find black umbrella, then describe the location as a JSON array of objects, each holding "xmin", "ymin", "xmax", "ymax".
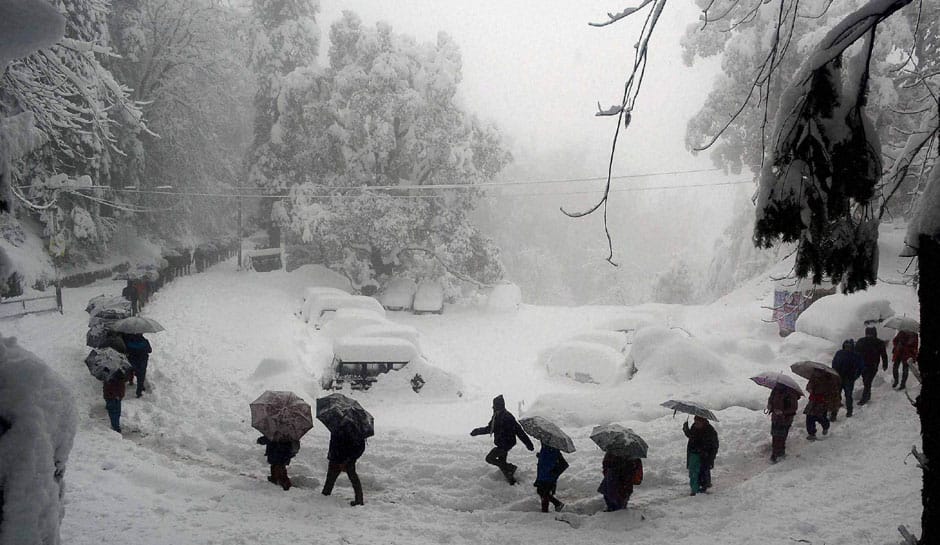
[
  {"xmin": 519, "ymin": 416, "xmax": 576, "ymax": 453},
  {"xmin": 790, "ymin": 360, "xmax": 840, "ymax": 381},
  {"xmin": 590, "ymin": 424, "xmax": 648, "ymax": 458},
  {"xmin": 660, "ymin": 400, "xmax": 719, "ymax": 422},
  {"xmin": 316, "ymin": 393, "xmax": 375, "ymax": 438}
]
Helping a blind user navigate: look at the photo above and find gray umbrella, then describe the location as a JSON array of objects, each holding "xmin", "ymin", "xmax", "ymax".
[
  {"xmin": 316, "ymin": 393, "xmax": 375, "ymax": 438},
  {"xmin": 108, "ymin": 316, "xmax": 165, "ymax": 334},
  {"xmin": 790, "ymin": 360, "xmax": 840, "ymax": 381},
  {"xmin": 590, "ymin": 423, "xmax": 648, "ymax": 458},
  {"xmin": 660, "ymin": 400, "xmax": 719, "ymax": 422},
  {"xmin": 519, "ymin": 416, "xmax": 576, "ymax": 453},
  {"xmin": 84, "ymin": 348, "xmax": 133, "ymax": 381},
  {"xmin": 250, "ymin": 391, "xmax": 314, "ymax": 442},
  {"xmin": 883, "ymin": 315, "xmax": 920, "ymax": 334}
]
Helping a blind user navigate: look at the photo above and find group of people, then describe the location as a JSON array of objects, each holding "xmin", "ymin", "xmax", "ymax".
[
  {"xmin": 101, "ymin": 332, "xmax": 152, "ymax": 434},
  {"xmin": 256, "ymin": 423, "xmax": 366, "ymax": 506},
  {"xmin": 767, "ymin": 325, "xmax": 919, "ymax": 463}
]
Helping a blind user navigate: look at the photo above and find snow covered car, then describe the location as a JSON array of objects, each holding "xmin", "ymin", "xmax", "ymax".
[
  {"xmin": 318, "ymin": 308, "xmax": 390, "ymax": 339},
  {"xmin": 377, "ymin": 278, "xmax": 417, "ymax": 311},
  {"xmin": 412, "ymin": 280, "xmax": 444, "ymax": 314},
  {"xmin": 538, "ymin": 340, "xmax": 629, "ymax": 384},
  {"xmin": 349, "ymin": 323, "xmax": 422, "ymax": 353},
  {"xmin": 308, "ymin": 294, "xmax": 385, "ymax": 329},
  {"xmin": 324, "ymin": 336, "xmax": 421, "ymax": 390},
  {"xmin": 568, "ymin": 330, "xmax": 631, "ymax": 353},
  {"xmin": 299, "ymin": 286, "xmax": 350, "ymax": 321}
]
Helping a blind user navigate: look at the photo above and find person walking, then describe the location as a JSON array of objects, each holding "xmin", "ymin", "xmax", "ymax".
[
  {"xmin": 599, "ymin": 452, "xmax": 642, "ymax": 511},
  {"xmin": 123, "ymin": 333, "xmax": 152, "ymax": 398},
  {"xmin": 804, "ymin": 370, "xmax": 832, "ymax": 440},
  {"xmin": 103, "ymin": 370, "xmax": 127, "ymax": 434},
  {"xmin": 321, "ymin": 424, "xmax": 366, "ymax": 506},
  {"xmin": 767, "ymin": 383, "xmax": 800, "ymax": 462},
  {"xmin": 256, "ymin": 436, "xmax": 300, "ymax": 491},
  {"xmin": 682, "ymin": 416, "xmax": 719, "ymax": 496},
  {"xmin": 831, "ymin": 339, "xmax": 865, "ymax": 418},
  {"xmin": 533, "ymin": 442, "xmax": 568, "ymax": 512},
  {"xmin": 891, "ymin": 329, "xmax": 919, "ymax": 390},
  {"xmin": 470, "ymin": 395, "xmax": 534, "ymax": 485},
  {"xmin": 855, "ymin": 327, "xmax": 889, "ymax": 405},
  {"xmin": 121, "ymin": 280, "xmax": 138, "ymax": 316}
]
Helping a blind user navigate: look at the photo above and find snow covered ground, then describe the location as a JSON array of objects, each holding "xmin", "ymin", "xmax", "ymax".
[{"xmin": 2, "ymin": 227, "xmax": 922, "ymax": 544}]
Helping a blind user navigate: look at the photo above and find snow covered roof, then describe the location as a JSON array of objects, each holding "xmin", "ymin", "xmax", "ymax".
[{"xmin": 333, "ymin": 336, "xmax": 419, "ymax": 363}]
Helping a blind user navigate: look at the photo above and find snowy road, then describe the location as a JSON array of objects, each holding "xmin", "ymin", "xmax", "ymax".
[{"xmin": 4, "ymin": 257, "xmax": 922, "ymax": 544}]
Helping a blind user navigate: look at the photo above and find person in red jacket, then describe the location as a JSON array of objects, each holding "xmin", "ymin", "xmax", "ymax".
[
  {"xmin": 891, "ymin": 330, "xmax": 919, "ymax": 390},
  {"xmin": 103, "ymin": 370, "xmax": 126, "ymax": 433}
]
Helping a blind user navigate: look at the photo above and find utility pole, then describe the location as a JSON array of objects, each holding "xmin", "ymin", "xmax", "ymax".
[{"xmin": 237, "ymin": 194, "xmax": 243, "ymax": 269}]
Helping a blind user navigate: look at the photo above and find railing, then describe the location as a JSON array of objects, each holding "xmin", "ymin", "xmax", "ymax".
[{"xmin": 0, "ymin": 286, "xmax": 63, "ymax": 319}]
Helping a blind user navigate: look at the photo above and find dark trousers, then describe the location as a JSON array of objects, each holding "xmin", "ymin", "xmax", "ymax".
[
  {"xmin": 322, "ymin": 461, "xmax": 363, "ymax": 504},
  {"xmin": 860, "ymin": 367, "xmax": 878, "ymax": 403},
  {"xmin": 269, "ymin": 464, "xmax": 291, "ymax": 490},
  {"xmin": 105, "ymin": 399, "xmax": 121, "ymax": 432},
  {"xmin": 893, "ymin": 359, "xmax": 910, "ymax": 388},
  {"xmin": 806, "ymin": 414, "xmax": 830, "ymax": 436},
  {"xmin": 132, "ymin": 361, "xmax": 148, "ymax": 396},
  {"xmin": 770, "ymin": 419, "xmax": 792, "ymax": 458},
  {"xmin": 485, "ymin": 447, "xmax": 516, "ymax": 479},
  {"xmin": 841, "ymin": 381, "xmax": 855, "ymax": 414},
  {"xmin": 535, "ymin": 482, "xmax": 562, "ymax": 512}
]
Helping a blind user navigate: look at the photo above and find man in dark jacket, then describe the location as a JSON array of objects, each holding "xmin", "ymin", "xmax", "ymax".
[
  {"xmin": 256, "ymin": 436, "xmax": 300, "ymax": 491},
  {"xmin": 470, "ymin": 395, "xmax": 534, "ymax": 485},
  {"xmin": 103, "ymin": 370, "xmax": 126, "ymax": 433},
  {"xmin": 123, "ymin": 333, "xmax": 152, "ymax": 398},
  {"xmin": 321, "ymin": 424, "xmax": 366, "ymax": 506},
  {"xmin": 683, "ymin": 416, "xmax": 719, "ymax": 495},
  {"xmin": 121, "ymin": 280, "xmax": 138, "ymax": 315},
  {"xmin": 855, "ymin": 327, "xmax": 889, "ymax": 405},
  {"xmin": 831, "ymin": 339, "xmax": 864, "ymax": 418},
  {"xmin": 767, "ymin": 383, "xmax": 800, "ymax": 462}
]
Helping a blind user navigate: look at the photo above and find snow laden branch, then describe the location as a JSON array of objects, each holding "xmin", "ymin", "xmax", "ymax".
[{"xmin": 564, "ymin": 0, "xmax": 668, "ymax": 265}]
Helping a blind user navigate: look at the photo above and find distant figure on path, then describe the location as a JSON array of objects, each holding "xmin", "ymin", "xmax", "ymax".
[
  {"xmin": 831, "ymin": 339, "xmax": 864, "ymax": 418},
  {"xmin": 103, "ymin": 370, "xmax": 127, "ymax": 433},
  {"xmin": 804, "ymin": 370, "xmax": 832, "ymax": 440},
  {"xmin": 321, "ymin": 424, "xmax": 366, "ymax": 506},
  {"xmin": 766, "ymin": 383, "xmax": 800, "ymax": 462},
  {"xmin": 683, "ymin": 416, "xmax": 719, "ymax": 496},
  {"xmin": 855, "ymin": 327, "xmax": 889, "ymax": 405},
  {"xmin": 891, "ymin": 330, "xmax": 919, "ymax": 390},
  {"xmin": 121, "ymin": 280, "xmax": 138, "ymax": 315},
  {"xmin": 470, "ymin": 395, "xmax": 534, "ymax": 485},
  {"xmin": 123, "ymin": 333, "xmax": 152, "ymax": 398},
  {"xmin": 256, "ymin": 436, "xmax": 299, "ymax": 491},
  {"xmin": 534, "ymin": 442, "xmax": 568, "ymax": 512},
  {"xmin": 599, "ymin": 452, "xmax": 642, "ymax": 511}
]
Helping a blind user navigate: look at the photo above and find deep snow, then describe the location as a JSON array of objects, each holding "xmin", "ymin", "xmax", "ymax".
[{"xmin": 0, "ymin": 226, "xmax": 923, "ymax": 544}]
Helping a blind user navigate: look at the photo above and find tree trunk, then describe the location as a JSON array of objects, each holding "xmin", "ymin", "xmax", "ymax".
[{"xmin": 918, "ymin": 234, "xmax": 940, "ymax": 544}]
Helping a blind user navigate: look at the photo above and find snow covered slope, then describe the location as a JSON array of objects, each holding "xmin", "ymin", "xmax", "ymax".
[{"xmin": 1, "ymin": 226, "xmax": 922, "ymax": 544}]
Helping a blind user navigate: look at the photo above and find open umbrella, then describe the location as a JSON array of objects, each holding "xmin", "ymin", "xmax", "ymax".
[
  {"xmin": 85, "ymin": 295, "xmax": 131, "ymax": 315},
  {"xmin": 883, "ymin": 316, "xmax": 920, "ymax": 334},
  {"xmin": 660, "ymin": 400, "xmax": 719, "ymax": 422},
  {"xmin": 790, "ymin": 361, "xmax": 840, "ymax": 381},
  {"xmin": 750, "ymin": 371, "xmax": 804, "ymax": 397},
  {"xmin": 250, "ymin": 391, "xmax": 314, "ymax": 442},
  {"xmin": 519, "ymin": 416, "xmax": 576, "ymax": 453},
  {"xmin": 316, "ymin": 393, "xmax": 375, "ymax": 438},
  {"xmin": 108, "ymin": 316, "xmax": 165, "ymax": 334},
  {"xmin": 590, "ymin": 424, "xmax": 648, "ymax": 458},
  {"xmin": 84, "ymin": 348, "xmax": 132, "ymax": 381}
]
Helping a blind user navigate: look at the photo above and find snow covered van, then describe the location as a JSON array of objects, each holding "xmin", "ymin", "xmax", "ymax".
[{"xmin": 324, "ymin": 336, "xmax": 420, "ymax": 390}]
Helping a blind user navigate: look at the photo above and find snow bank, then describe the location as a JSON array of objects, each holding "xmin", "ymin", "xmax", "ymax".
[
  {"xmin": 539, "ymin": 341, "xmax": 627, "ymax": 384},
  {"xmin": 485, "ymin": 283, "xmax": 521, "ymax": 312},
  {"xmin": 568, "ymin": 330, "xmax": 630, "ymax": 353},
  {"xmin": 795, "ymin": 293, "xmax": 894, "ymax": 344},
  {"xmin": 628, "ymin": 326, "xmax": 729, "ymax": 383},
  {"xmin": 0, "ymin": 335, "xmax": 76, "ymax": 545},
  {"xmin": 368, "ymin": 356, "xmax": 464, "ymax": 399}
]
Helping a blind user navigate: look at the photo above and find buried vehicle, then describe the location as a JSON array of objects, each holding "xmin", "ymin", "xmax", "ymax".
[
  {"xmin": 323, "ymin": 336, "xmax": 421, "ymax": 390},
  {"xmin": 378, "ymin": 278, "xmax": 417, "ymax": 311},
  {"xmin": 413, "ymin": 280, "xmax": 444, "ymax": 314},
  {"xmin": 308, "ymin": 294, "xmax": 385, "ymax": 329}
]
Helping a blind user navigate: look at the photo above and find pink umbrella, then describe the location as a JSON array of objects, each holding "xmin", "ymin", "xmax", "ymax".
[{"xmin": 750, "ymin": 372, "xmax": 804, "ymax": 397}]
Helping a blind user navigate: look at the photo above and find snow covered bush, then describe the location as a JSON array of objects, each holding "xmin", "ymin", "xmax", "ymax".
[
  {"xmin": 627, "ymin": 326, "xmax": 729, "ymax": 384},
  {"xmin": 0, "ymin": 335, "xmax": 76, "ymax": 545}
]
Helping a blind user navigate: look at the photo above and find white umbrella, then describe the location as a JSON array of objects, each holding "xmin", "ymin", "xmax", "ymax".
[
  {"xmin": 750, "ymin": 371, "xmax": 804, "ymax": 397},
  {"xmin": 882, "ymin": 316, "xmax": 920, "ymax": 334},
  {"xmin": 108, "ymin": 316, "xmax": 165, "ymax": 334}
]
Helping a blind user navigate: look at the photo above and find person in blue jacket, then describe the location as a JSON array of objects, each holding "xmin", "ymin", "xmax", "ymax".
[
  {"xmin": 470, "ymin": 395, "xmax": 534, "ymax": 485},
  {"xmin": 123, "ymin": 333, "xmax": 152, "ymax": 398},
  {"xmin": 831, "ymin": 339, "xmax": 865, "ymax": 418},
  {"xmin": 534, "ymin": 443, "xmax": 568, "ymax": 512}
]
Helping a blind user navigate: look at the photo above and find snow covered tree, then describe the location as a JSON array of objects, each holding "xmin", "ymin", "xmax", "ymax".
[
  {"xmin": 245, "ymin": 0, "xmax": 320, "ymax": 246},
  {"xmin": 589, "ymin": 0, "xmax": 937, "ymax": 540},
  {"xmin": 273, "ymin": 12, "xmax": 511, "ymax": 289},
  {"xmin": 653, "ymin": 259, "xmax": 696, "ymax": 304}
]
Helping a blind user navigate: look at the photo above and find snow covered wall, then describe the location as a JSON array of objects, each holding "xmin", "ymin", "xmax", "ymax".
[{"xmin": 0, "ymin": 336, "xmax": 77, "ymax": 545}]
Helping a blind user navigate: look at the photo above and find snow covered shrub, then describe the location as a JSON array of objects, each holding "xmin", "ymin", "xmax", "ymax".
[{"xmin": 0, "ymin": 335, "xmax": 77, "ymax": 545}]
